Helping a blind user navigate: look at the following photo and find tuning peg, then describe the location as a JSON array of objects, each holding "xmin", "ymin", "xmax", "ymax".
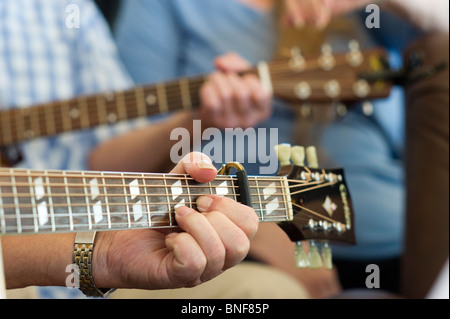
[
  {"xmin": 274, "ymin": 144, "xmax": 292, "ymax": 167},
  {"xmin": 307, "ymin": 241, "xmax": 323, "ymax": 269},
  {"xmin": 291, "ymin": 146, "xmax": 305, "ymax": 166},
  {"xmin": 321, "ymin": 241, "xmax": 333, "ymax": 270},
  {"xmin": 306, "ymin": 146, "xmax": 319, "ymax": 169},
  {"xmin": 294, "ymin": 241, "xmax": 309, "ymax": 268},
  {"xmin": 318, "ymin": 43, "xmax": 335, "ymax": 71},
  {"xmin": 346, "ymin": 40, "xmax": 364, "ymax": 67},
  {"xmin": 353, "ymin": 79, "xmax": 371, "ymax": 98},
  {"xmin": 294, "ymin": 82, "xmax": 312, "ymax": 100},
  {"xmin": 323, "ymin": 79, "xmax": 341, "ymax": 99},
  {"xmin": 362, "ymin": 101, "xmax": 374, "ymax": 116},
  {"xmin": 289, "ymin": 46, "xmax": 306, "ymax": 72}
]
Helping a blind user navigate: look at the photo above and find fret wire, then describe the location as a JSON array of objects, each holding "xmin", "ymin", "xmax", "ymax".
[
  {"xmin": 81, "ymin": 171, "xmax": 93, "ymax": 230},
  {"xmin": 27, "ymin": 169, "xmax": 39, "ymax": 233},
  {"xmin": 44, "ymin": 100, "xmax": 56, "ymax": 136},
  {"xmin": 117, "ymin": 90, "xmax": 128, "ymax": 121},
  {"xmin": 96, "ymin": 94, "xmax": 108, "ymax": 126},
  {"xmin": 121, "ymin": 172, "xmax": 132, "ymax": 229},
  {"xmin": 78, "ymin": 96, "xmax": 89, "ymax": 129},
  {"xmin": 231, "ymin": 178, "xmax": 238, "ymax": 202},
  {"xmin": 280, "ymin": 176, "xmax": 292, "ymax": 222},
  {"xmin": 9, "ymin": 169, "xmax": 22, "ymax": 234},
  {"xmin": 180, "ymin": 78, "xmax": 192, "ymax": 111},
  {"xmin": 31, "ymin": 107, "xmax": 42, "ymax": 139},
  {"xmin": 63, "ymin": 171, "xmax": 74, "ymax": 232},
  {"xmin": 61, "ymin": 100, "xmax": 72, "ymax": 132},
  {"xmin": 15, "ymin": 108, "xmax": 26, "ymax": 142},
  {"xmin": 0, "ymin": 111, "xmax": 13, "ymax": 145},
  {"xmin": 136, "ymin": 86, "xmax": 147, "ymax": 117},
  {"xmin": 156, "ymin": 83, "xmax": 168, "ymax": 113},
  {"xmin": 162, "ymin": 174, "xmax": 172, "ymax": 227},
  {"xmin": 208, "ymin": 181, "xmax": 214, "ymax": 197},
  {"xmin": 100, "ymin": 172, "xmax": 111, "ymax": 229},
  {"xmin": 253, "ymin": 177, "xmax": 264, "ymax": 222},
  {"xmin": 185, "ymin": 177, "xmax": 193, "ymax": 209},
  {"xmin": 141, "ymin": 173, "xmax": 152, "ymax": 228},
  {"xmin": 45, "ymin": 171, "xmax": 57, "ymax": 232}
]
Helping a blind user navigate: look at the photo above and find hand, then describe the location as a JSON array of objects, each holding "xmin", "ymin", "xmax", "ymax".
[
  {"xmin": 199, "ymin": 52, "xmax": 272, "ymax": 129},
  {"xmin": 283, "ymin": 0, "xmax": 371, "ymax": 29},
  {"xmin": 92, "ymin": 152, "xmax": 259, "ymax": 290}
]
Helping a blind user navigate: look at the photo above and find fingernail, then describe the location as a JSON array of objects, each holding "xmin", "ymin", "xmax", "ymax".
[
  {"xmin": 196, "ymin": 196, "xmax": 214, "ymax": 212},
  {"xmin": 197, "ymin": 159, "xmax": 217, "ymax": 171},
  {"xmin": 175, "ymin": 206, "xmax": 191, "ymax": 217}
]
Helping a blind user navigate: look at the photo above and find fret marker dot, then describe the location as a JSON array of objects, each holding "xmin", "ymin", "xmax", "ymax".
[
  {"xmin": 107, "ymin": 113, "xmax": 118, "ymax": 124},
  {"xmin": 69, "ymin": 108, "xmax": 80, "ymax": 119},
  {"xmin": 146, "ymin": 94, "xmax": 157, "ymax": 105}
]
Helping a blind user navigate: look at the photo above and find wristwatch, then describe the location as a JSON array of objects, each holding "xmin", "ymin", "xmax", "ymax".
[{"xmin": 73, "ymin": 231, "xmax": 115, "ymax": 298}]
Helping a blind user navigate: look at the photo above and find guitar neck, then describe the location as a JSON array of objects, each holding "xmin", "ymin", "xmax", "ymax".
[
  {"xmin": 0, "ymin": 76, "xmax": 206, "ymax": 148},
  {"xmin": 0, "ymin": 168, "xmax": 292, "ymax": 236}
]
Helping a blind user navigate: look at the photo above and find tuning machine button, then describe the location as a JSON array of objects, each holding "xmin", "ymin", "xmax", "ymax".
[
  {"xmin": 321, "ymin": 241, "xmax": 333, "ymax": 270},
  {"xmin": 289, "ymin": 46, "xmax": 306, "ymax": 72},
  {"xmin": 295, "ymin": 241, "xmax": 309, "ymax": 268},
  {"xmin": 308, "ymin": 241, "xmax": 323, "ymax": 269},
  {"xmin": 346, "ymin": 40, "xmax": 364, "ymax": 67},
  {"xmin": 294, "ymin": 82, "xmax": 312, "ymax": 100},
  {"xmin": 318, "ymin": 44, "xmax": 336, "ymax": 71}
]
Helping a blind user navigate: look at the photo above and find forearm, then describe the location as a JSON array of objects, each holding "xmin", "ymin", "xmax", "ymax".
[
  {"xmin": 88, "ymin": 111, "xmax": 196, "ymax": 173},
  {"xmin": 2, "ymin": 233, "xmax": 75, "ymax": 289}
]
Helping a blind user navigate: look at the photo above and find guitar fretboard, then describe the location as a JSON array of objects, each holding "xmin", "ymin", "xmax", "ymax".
[
  {"xmin": 0, "ymin": 168, "xmax": 292, "ymax": 235},
  {"xmin": 0, "ymin": 76, "xmax": 205, "ymax": 148}
]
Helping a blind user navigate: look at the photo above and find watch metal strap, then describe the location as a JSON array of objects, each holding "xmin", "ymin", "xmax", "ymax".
[{"xmin": 73, "ymin": 231, "xmax": 115, "ymax": 298}]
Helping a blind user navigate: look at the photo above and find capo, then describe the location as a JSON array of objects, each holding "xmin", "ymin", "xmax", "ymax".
[{"xmin": 218, "ymin": 162, "xmax": 253, "ymax": 208}]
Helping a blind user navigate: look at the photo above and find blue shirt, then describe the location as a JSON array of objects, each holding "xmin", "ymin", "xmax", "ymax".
[
  {"xmin": 0, "ymin": 0, "xmax": 133, "ymax": 298},
  {"xmin": 115, "ymin": 0, "xmax": 296, "ymax": 176},
  {"xmin": 321, "ymin": 11, "xmax": 421, "ymax": 260}
]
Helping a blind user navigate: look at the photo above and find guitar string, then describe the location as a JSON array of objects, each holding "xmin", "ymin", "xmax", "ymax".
[
  {"xmin": 0, "ymin": 181, "xmax": 338, "ymax": 217},
  {"xmin": 2, "ymin": 75, "xmax": 363, "ymax": 135},
  {"xmin": 1, "ymin": 196, "xmax": 343, "ymax": 229}
]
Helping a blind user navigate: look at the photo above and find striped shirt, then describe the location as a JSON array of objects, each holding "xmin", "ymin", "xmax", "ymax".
[{"xmin": 0, "ymin": 0, "xmax": 134, "ymax": 171}]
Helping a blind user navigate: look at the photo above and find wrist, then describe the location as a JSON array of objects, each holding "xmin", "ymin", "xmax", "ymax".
[{"xmin": 2, "ymin": 233, "xmax": 75, "ymax": 289}]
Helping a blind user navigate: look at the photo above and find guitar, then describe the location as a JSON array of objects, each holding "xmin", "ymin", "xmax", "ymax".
[
  {"xmin": 0, "ymin": 44, "xmax": 393, "ymax": 167},
  {"xmin": 0, "ymin": 145, "xmax": 355, "ymax": 298}
]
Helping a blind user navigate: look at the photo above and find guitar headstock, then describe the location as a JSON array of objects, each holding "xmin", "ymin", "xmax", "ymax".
[
  {"xmin": 275, "ymin": 144, "xmax": 356, "ymax": 269},
  {"xmin": 271, "ymin": 41, "xmax": 392, "ymax": 105}
]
